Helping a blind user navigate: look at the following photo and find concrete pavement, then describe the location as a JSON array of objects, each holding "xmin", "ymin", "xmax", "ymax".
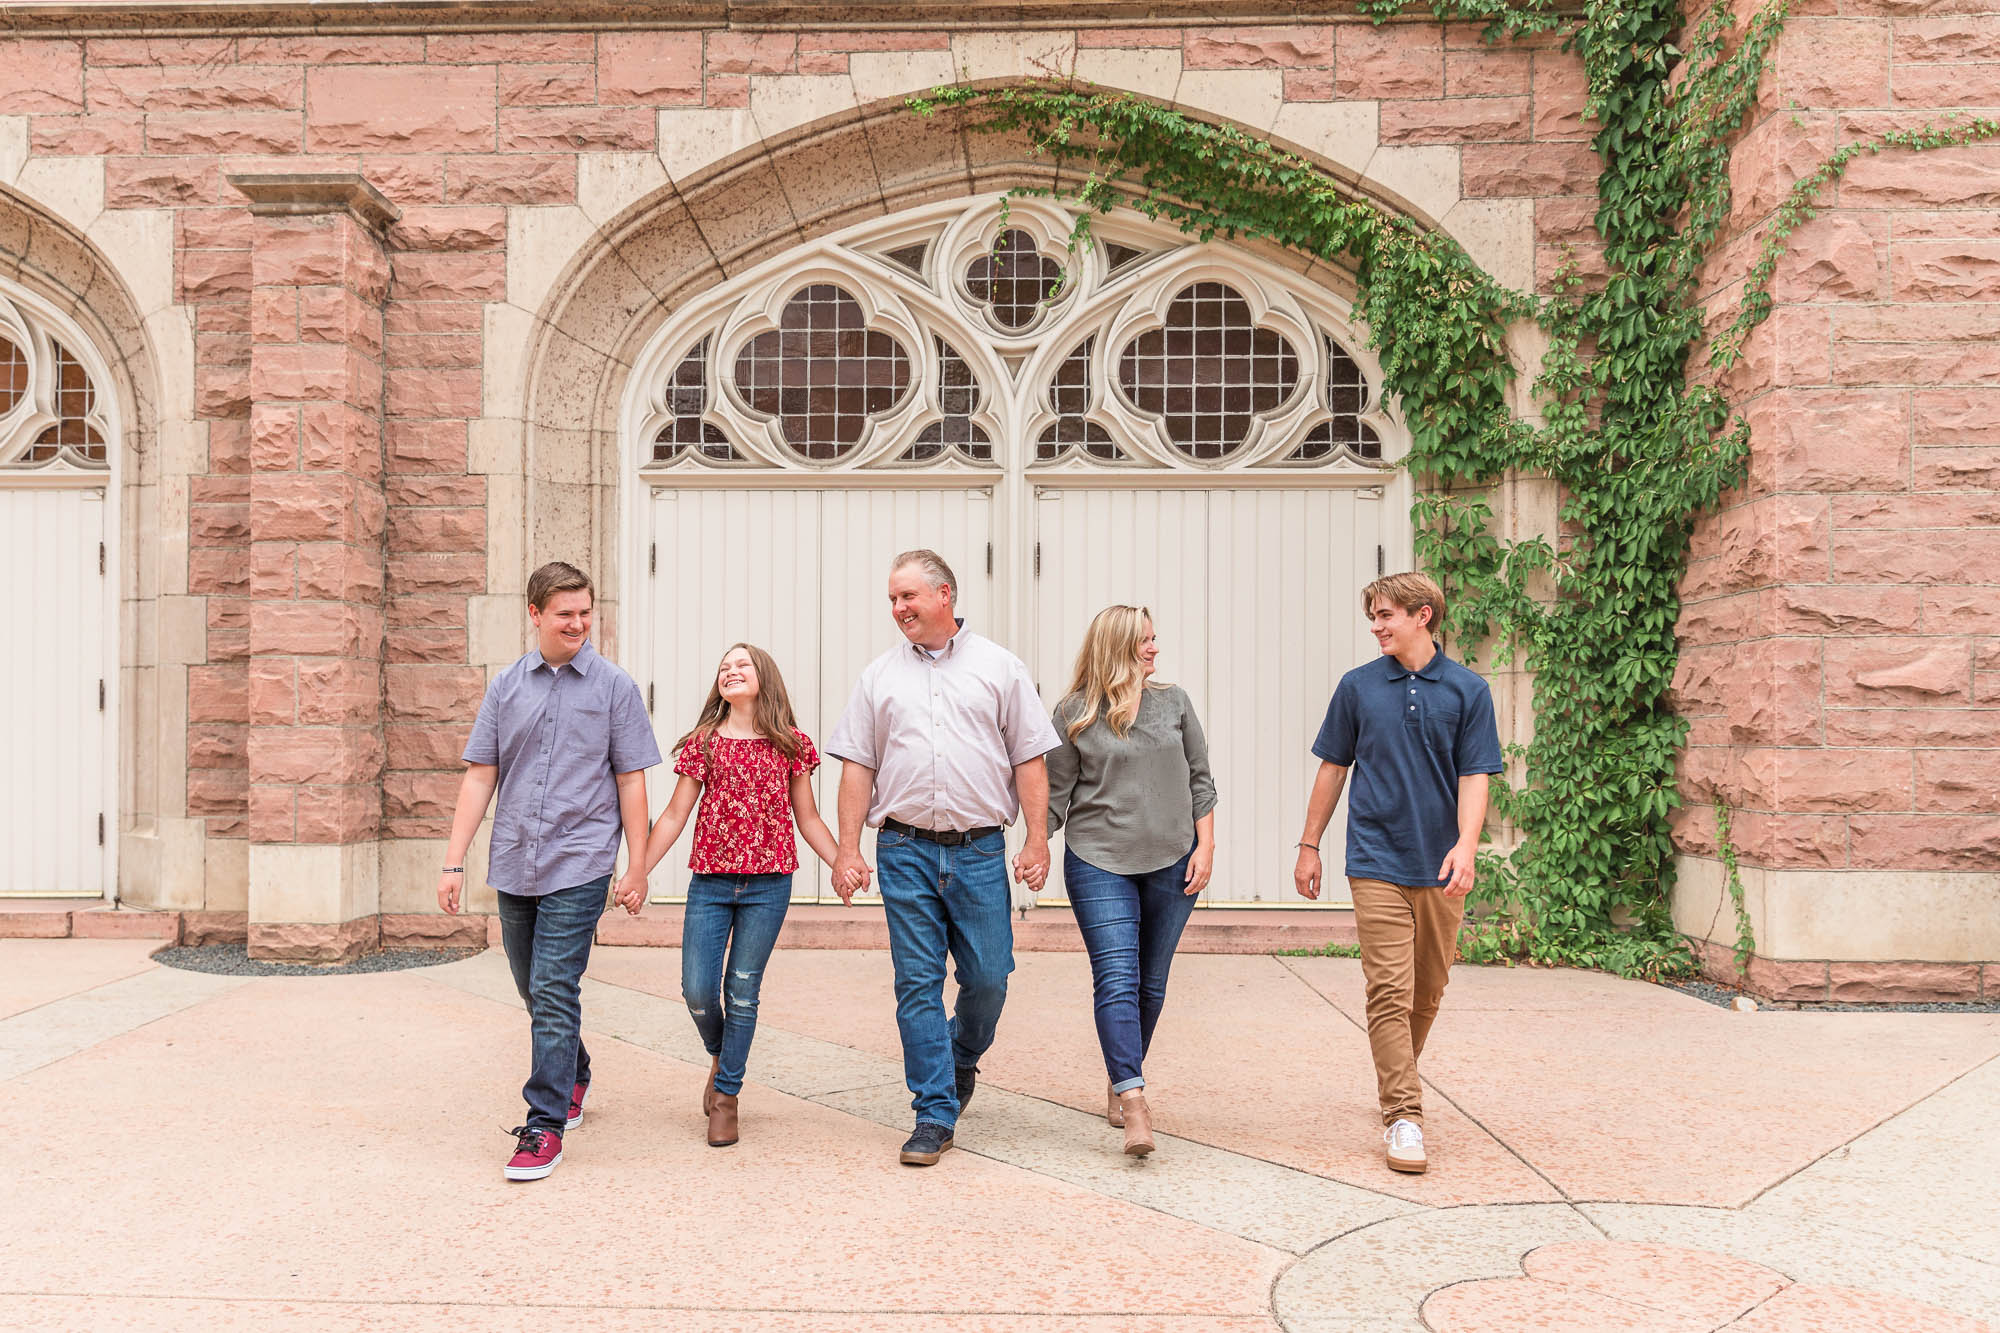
[{"xmin": 2, "ymin": 938, "xmax": 1996, "ymax": 1330}]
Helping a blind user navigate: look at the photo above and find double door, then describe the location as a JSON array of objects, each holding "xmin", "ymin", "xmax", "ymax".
[{"xmin": 642, "ymin": 483, "xmax": 1386, "ymax": 907}]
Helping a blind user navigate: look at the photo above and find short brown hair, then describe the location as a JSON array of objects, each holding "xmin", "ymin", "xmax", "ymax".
[
  {"xmin": 528, "ymin": 561, "xmax": 593, "ymax": 610},
  {"xmin": 892, "ymin": 549, "xmax": 958, "ymax": 601},
  {"xmin": 1363, "ymin": 571, "xmax": 1445, "ymax": 633}
]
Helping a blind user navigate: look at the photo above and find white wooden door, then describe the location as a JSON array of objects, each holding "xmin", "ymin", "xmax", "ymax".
[
  {"xmin": 0, "ymin": 488, "xmax": 107, "ymax": 896},
  {"xmin": 1033, "ymin": 487, "xmax": 1382, "ymax": 905},
  {"xmin": 646, "ymin": 486, "xmax": 993, "ymax": 902}
]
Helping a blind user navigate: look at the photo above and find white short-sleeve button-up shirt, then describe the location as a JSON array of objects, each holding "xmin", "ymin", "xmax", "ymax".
[{"xmin": 826, "ymin": 623, "xmax": 1059, "ymax": 832}]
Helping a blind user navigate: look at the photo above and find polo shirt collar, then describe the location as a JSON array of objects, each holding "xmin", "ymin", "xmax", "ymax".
[
  {"xmin": 529, "ymin": 639, "xmax": 597, "ymax": 676},
  {"xmin": 1382, "ymin": 644, "xmax": 1447, "ymax": 681},
  {"xmin": 911, "ymin": 618, "xmax": 968, "ymax": 661}
]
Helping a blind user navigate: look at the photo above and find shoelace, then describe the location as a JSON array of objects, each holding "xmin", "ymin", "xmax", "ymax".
[
  {"xmin": 508, "ymin": 1125, "xmax": 549, "ymax": 1155},
  {"xmin": 1388, "ymin": 1122, "xmax": 1423, "ymax": 1151}
]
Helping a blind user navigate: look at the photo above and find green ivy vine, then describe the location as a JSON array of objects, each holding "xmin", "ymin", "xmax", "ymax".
[{"xmin": 910, "ymin": 0, "xmax": 1996, "ymax": 980}]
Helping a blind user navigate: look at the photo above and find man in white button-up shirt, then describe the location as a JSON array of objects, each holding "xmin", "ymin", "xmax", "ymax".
[{"xmin": 828, "ymin": 549, "xmax": 1059, "ymax": 1166}]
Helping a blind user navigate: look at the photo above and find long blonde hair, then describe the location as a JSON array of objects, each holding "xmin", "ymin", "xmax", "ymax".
[
  {"xmin": 673, "ymin": 642, "xmax": 806, "ymax": 768},
  {"xmin": 1063, "ymin": 605, "xmax": 1157, "ymax": 739}
]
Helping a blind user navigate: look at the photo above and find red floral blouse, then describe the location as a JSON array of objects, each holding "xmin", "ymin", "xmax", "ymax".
[{"xmin": 674, "ymin": 729, "xmax": 820, "ymax": 875}]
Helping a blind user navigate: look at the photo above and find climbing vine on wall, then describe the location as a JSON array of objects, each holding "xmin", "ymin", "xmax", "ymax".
[{"xmin": 911, "ymin": 0, "xmax": 1998, "ymax": 980}]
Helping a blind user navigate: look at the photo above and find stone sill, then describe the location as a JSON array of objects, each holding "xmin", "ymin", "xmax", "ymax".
[{"xmin": 0, "ymin": 1, "xmax": 1562, "ymax": 36}]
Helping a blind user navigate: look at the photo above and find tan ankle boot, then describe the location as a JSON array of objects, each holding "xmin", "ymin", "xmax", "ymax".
[
  {"xmin": 1107, "ymin": 1081, "xmax": 1124, "ymax": 1128},
  {"xmin": 703, "ymin": 1056, "xmax": 719, "ymax": 1116},
  {"xmin": 1120, "ymin": 1090, "xmax": 1154, "ymax": 1156},
  {"xmin": 707, "ymin": 1092, "xmax": 739, "ymax": 1147}
]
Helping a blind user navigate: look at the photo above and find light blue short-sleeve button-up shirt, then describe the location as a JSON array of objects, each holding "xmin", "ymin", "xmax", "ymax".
[{"xmin": 463, "ymin": 639, "xmax": 662, "ymax": 897}]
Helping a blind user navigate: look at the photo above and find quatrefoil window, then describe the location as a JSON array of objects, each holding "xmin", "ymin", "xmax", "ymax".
[
  {"xmin": 965, "ymin": 229, "xmax": 1064, "ymax": 331},
  {"xmin": 1117, "ymin": 283, "xmax": 1300, "ymax": 461},
  {"xmin": 733, "ymin": 285, "xmax": 912, "ymax": 462},
  {"xmin": 0, "ymin": 306, "xmax": 110, "ymax": 471}
]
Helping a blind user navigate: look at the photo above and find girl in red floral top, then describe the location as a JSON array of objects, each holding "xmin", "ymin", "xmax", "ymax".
[{"xmin": 633, "ymin": 642, "xmax": 840, "ymax": 1148}]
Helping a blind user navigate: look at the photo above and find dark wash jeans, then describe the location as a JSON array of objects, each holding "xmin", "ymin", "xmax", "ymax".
[
  {"xmin": 496, "ymin": 875, "xmax": 608, "ymax": 1132},
  {"xmin": 1063, "ymin": 846, "xmax": 1199, "ymax": 1093},
  {"xmin": 876, "ymin": 827, "xmax": 1014, "ymax": 1130},
  {"xmin": 680, "ymin": 872, "xmax": 792, "ymax": 1097}
]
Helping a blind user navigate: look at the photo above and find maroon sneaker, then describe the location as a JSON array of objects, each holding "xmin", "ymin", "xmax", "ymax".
[
  {"xmin": 504, "ymin": 1126, "xmax": 562, "ymax": 1181},
  {"xmin": 566, "ymin": 1081, "xmax": 589, "ymax": 1131}
]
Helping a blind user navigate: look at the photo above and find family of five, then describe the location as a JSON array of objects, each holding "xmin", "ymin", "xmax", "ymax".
[{"xmin": 438, "ymin": 553, "xmax": 1501, "ymax": 1184}]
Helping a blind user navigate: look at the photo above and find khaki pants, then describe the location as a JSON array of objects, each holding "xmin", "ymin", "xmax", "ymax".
[{"xmin": 1349, "ymin": 877, "xmax": 1463, "ymax": 1128}]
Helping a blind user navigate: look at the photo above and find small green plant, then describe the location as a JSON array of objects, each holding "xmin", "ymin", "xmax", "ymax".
[
  {"xmin": 1276, "ymin": 940, "xmax": 1364, "ymax": 959},
  {"xmin": 1714, "ymin": 798, "xmax": 1756, "ymax": 977}
]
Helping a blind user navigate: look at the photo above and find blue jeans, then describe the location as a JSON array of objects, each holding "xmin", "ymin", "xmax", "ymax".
[
  {"xmin": 680, "ymin": 872, "xmax": 792, "ymax": 1097},
  {"xmin": 877, "ymin": 828, "xmax": 1014, "ymax": 1130},
  {"xmin": 1064, "ymin": 847, "xmax": 1199, "ymax": 1093},
  {"xmin": 496, "ymin": 875, "xmax": 607, "ymax": 1132}
]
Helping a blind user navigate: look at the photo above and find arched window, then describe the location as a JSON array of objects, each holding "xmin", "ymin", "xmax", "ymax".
[
  {"xmin": 0, "ymin": 293, "xmax": 111, "ymax": 475},
  {"xmin": 628, "ymin": 199, "xmax": 1400, "ymax": 475}
]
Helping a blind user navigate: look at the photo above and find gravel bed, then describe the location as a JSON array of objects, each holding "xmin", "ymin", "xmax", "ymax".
[
  {"xmin": 154, "ymin": 942, "xmax": 483, "ymax": 978},
  {"xmin": 1667, "ymin": 977, "xmax": 2000, "ymax": 1013}
]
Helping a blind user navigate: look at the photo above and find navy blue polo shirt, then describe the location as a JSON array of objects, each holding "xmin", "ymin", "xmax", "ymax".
[{"xmin": 1311, "ymin": 648, "xmax": 1504, "ymax": 888}]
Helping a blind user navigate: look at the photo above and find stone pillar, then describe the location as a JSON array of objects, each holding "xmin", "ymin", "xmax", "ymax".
[{"xmin": 232, "ymin": 174, "xmax": 399, "ymax": 963}]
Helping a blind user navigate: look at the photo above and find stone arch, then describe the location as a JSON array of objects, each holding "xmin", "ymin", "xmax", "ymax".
[
  {"xmin": 0, "ymin": 184, "xmax": 170, "ymax": 902},
  {"xmin": 518, "ymin": 91, "xmax": 1502, "ymax": 644}
]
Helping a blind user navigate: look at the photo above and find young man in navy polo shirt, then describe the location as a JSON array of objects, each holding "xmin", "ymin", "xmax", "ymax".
[
  {"xmin": 1294, "ymin": 572, "xmax": 1503, "ymax": 1175},
  {"xmin": 437, "ymin": 561, "xmax": 660, "ymax": 1181}
]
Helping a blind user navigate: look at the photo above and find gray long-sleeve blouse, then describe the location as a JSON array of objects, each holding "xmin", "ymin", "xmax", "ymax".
[{"xmin": 1045, "ymin": 683, "xmax": 1218, "ymax": 876}]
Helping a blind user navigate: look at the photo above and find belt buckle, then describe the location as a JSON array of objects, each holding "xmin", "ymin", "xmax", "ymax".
[{"xmin": 939, "ymin": 829, "xmax": 967, "ymax": 847}]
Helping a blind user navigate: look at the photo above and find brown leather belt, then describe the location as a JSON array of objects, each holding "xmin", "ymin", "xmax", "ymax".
[{"xmin": 881, "ymin": 817, "xmax": 1003, "ymax": 847}]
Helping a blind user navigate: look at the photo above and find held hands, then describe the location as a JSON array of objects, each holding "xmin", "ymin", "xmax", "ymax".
[
  {"xmin": 1013, "ymin": 838, "xmax": 1050, "ymax": 894},
  {"xmin": 1293, "ymin": 845, "xmax": 1322, "ymax": 901},
  {"xmin": 832, "ymin": 847, "xmax": 873, "ymax": 906},
  {"xmin": 614, "ymin": 870, "xmax": 649, "ymax": 915},
  {"xmin": 1183, "ymin": 843, "xmax": 1214, "ymax": 897},
  {"xmin": 1437, "ymin": 841, "xmax": 1478, "ymax": 897},
  {"xmin": 437, "ymin": 870, "xmax": 464, "ymax": 915}
]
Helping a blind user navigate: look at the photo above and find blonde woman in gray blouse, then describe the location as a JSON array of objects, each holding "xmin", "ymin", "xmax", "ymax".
[{"xmin": 1046, "ymin": 605, "xmax": 1217, "ymax": 1157}]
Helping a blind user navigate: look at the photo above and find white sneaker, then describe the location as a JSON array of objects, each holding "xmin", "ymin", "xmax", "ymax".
[{"xmin": 1384, "ymin": 1118, "xmax": 1427, "ymax": 1174}]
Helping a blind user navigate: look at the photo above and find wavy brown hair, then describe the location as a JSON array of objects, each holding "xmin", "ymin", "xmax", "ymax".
[
  {"xmin": 673, "ymin": 643, "xmax": 806, "ymax": 768},
  {"xmin": 1062, "ymin": 605, "xmax": 1159, "ymax": 740}
]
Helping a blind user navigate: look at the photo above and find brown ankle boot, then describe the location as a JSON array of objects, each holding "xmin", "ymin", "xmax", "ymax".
[
  {"xmin": 703, "ymin": 1055, "xmax": 719, "ymax": 1116},
  {"xmin": 1121, "ymin": 1091, "xmax": 1154, "ymax": 1156},
  {"xmin": 707, "ymin": 1092, "xmax": 739, "ymax": 1147},
  {"xmin": 1106, "ymin": 1081, "xmax": 1124, "ymax": 1128}
]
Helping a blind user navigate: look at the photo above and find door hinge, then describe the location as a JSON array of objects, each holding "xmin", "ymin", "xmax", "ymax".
[
  {"xmin": 98, "ymin": 679, "xmax": 105, "ymax": 711},
  {"xmin": 985, "ymin": 541, "xmax": 993, "ymax": 576},
  {"xmin": 649, "ymin": 543, "xmax": 657, "ymax": 575},
  {"xmin": 1034, "ymin": 542, "xmax": 1041, "ymax": 577},
  {"xmin": 1376, "ymin": 544, "xmax": 1385, "ymax": 576},
  {"xmin": 98, "ymin": 813, "xmax": 105, "ymax": 846},
  {"xmin": 98, "ymin": 542, "xmax": 106, "ymax": 576},
  {"xmin": 647, "ymin": 682, "xmax": 655, "ymax": 713}
]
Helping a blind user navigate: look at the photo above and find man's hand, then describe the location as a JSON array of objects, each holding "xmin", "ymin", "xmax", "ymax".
[
  {"xmin": 1013, "ymin": 837, "xmax": 1050, "ymax": 893},
  {"xmin": 1293, "ymin": 845, "xmax": 1322, "ymax": 901},
  {"xmin": 833, "ymin": 848, "xmax": 871, "ymax": 906},
  {"xmin": 437, "ymin": 870, "xmax": 465, "ymax": 914},
  {"xmin": 614, "ymin": 870, "xmax": 649, "ymax": 915},
  {"xmin": 1437, "ymin": 840, "xmax": 1478, "ymax": 897}
]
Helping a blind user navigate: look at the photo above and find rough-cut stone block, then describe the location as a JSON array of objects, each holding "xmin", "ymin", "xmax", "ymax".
[
  {"xmin": 1827, "ymin": 707, "xmax": 2000, "ymax": 748},
  {"xmin": 498, "ymin": 63, "xmax": 597, "ymax": 108},
  {"xmin": 385, "ymin": 664, "xmax": 486, "ymax": 723},
  {"xmin": 147, "ymin": 111, "xmax": 303, "ymax": 156},
  {"xmin": 249, "ymin": 344, "xmax": 382, "ymax": 411},
  {"xmin": 236, "ymin": 35, "xmax": 426, "ymax": 64},
  {"xmin": 1183, "ymin": 26, "xmax": 1332, "ymax": 69},
  {"xmin": 380, "ymin": 913, "xmax": 489, "ymax": 949},
  {"xmin": 91, "ymin": 64, "xmax": 301, "ymax": 113},
  {"xmin": 386, "ymin": 474, "xmax": 484, "ymax": 507},
  {"xmin": 298, "ymin": 288, "xmax": 384, "ymax": 356},
  {"xmin": 249, "ymin": 727, "xmax": 384, "ymax": 786},
  {"xmin": 250, "ymin": 220, "xmax": 360, "ymax": 290},
  {"xmin": 382, "ymin": 769, "xmax": 460, "ymax": 827},
  {"xmin": 1381, "ymin": 98, "xmax": 1531, "ymax": 144},
  {"xmin": 707, "ymin": 32, "xmax": 798, "ymax": 75},
  {"xmin": 385, "ymin": 333, "xmax": 481, "ymax": 370},
  {"xmin": 1772, "ymin": 213, "xmax": 1883, "ymax": 300},
  {"xmin": 85, "ymin": 37, "xmax": 234, "ymax": 66},
  {"xmin": 384, "ymin": 420, "xmax": 469, "ymax": 472},
  {"xmin": 248, "ymin": 602, "xmax": 382, "ymax": 659},
  {"xmin": 188, "ymin": 548, "xmax": 252, "ymax": 598},
  {"xmin": 0, "ymin": 910, "xmax": 72, "ymax": 939},
  {"xmin": 248, "ymin": 658, "xmax": 297, "ymax": 727},
  {"xmin": 1916, "ymin": 447, "xmax": 2000, "ymax": 491},
  {"xmin": 1891, "ymin": 240, "xmax": 2000, "ymax": 301},
  {"xmin": 1851, "ymin": 815, "xmax": 2000, "ymax": 870},
  {"xmin": 1742, "ymin": 387, "xmax": 1907, "ymax": 492},
  {"xmin": 1916, "ymin": 750, "xmax": 2000, "ymax": 813},
  {"xmin": 295, "ymin": 658, "xmax": 381, "ymax": 726},
  {"xmin": 386, "ymin": 595, "xmax": 467, "ymax": 629},
  {"xmin": 360, "ymin": 154, "xmax": 447, "ymax": 206},
  {"xmin": 189, "ymin": 500, "xmax": 250, "ymax": 546},
  {"xmin": 386, "ymin": 626, "xmax": 469, "ymax": 666},
  {"xmin": 388, "ymin": 506, "xmax": 484, "ymax": 552},
  {"xmin": 0, "ymin": 39, "xmax": 84, "ymax": 112},
  {"xmin": 1823, "ymin": 638, "xmax": 1971, "ymax": 705},
  {"xmin": 248, "ymin": 783, "xmax": 297, "ymax": 841},
  {"xmin": 189, "ymin": 662, "xmax": 250, "ymax": 726},
  {"xmin": 187, "ymin": 765, "xmax": 250, "ymax": 817},
  {"xmin": 386, "ymin": 366, "xmax": 483, "ymax": 419},
  {"xmin": 1828, "ymin": 961, "xmax": 1982, "ymax": 1003},
  {"xmin": 307, "ymin": 65, "xmax": 495, "ymax": 153},
  {"xmin": 248, "ymin": 916, "xmax": 381, "ymax": 965},
  {"xmin": 182, "ymin": 910, "xmax": 248, "ymax": 945},
  {"xmin": 797, "ymin": 51, "xmax": 848, "ymax": 75},
  {"xmin": 188, "ymin": 722, "xmax": 249, "ymax": 770},
  {"xmin": 1530, "ymin": 53, "xmax": 1591, "ymax": 139},
  {"xmin": 387, "ymin": 206, "xmax": 507, "ymax": 253},
  {"xmin": 444, "ymin": 154, "xmax": 577, "ymax": 205},
  {"xmin": 178, "ymin": 249, "xmax": 252, "ymax": 304},
  {"xmin": 599, "ymin": 32, "xmax": 705, "ymax": 105},
  {"xmin": 1841, "ymin": 146, "xmax": 2000, "ymax": 207},
  {"xmin": 1833, "ymin": 529, "xmax": 2000, "ymax": 584},
  {"xmin": 429, "ymin": 32, "xmax": 594, "ymax": 63},
  {"xmin": 251, "ymin": 473, "xmax": 379, "ymax": 545},
  {"xmin": 1763, "ymin": 584, "xmax": 1922, "ymax": 636},
  {"xmin": 1461, "ymin": 142, "xmax": 1599, "ymax": 196},
  {"xmin": 390, "ymin": 251, "xmax": 507, "ymax": 303},
  {"xmin": 293, "ymin": 784, "xmax": 381, "ymax": 843},
  {"xmin": 387, "ymin": 721, "xmax": 471, "ymax": 769},
  {"xmin": 1737, "ymin": 746, "xmax": 1913, "ymax": 813},
  {"xmin": 1336, "ymin": 24, "xmax": 1443, "ymax": 98},
  {"xmin": 802, "ymin": 31, "xmax": 954, "ymax": 52},
  {"xmin": 32, "ymin": 112, "xmax": 143, "ymax": 155},
  {"xmin": 72, "ymin": 908, "xmax": 182, "ymax": 940},
  {"xmin": 295, "ymin": 542, "xmax": 384, "ymax": 604},
  {"xmin": 499, "ymin": 105, "xmax": 655, "ymax": 153},
  {"xmin": 388, "ymin": 551, "xmax": 486, "ymax": 595}
]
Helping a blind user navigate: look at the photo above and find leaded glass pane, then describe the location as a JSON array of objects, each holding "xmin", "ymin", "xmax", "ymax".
[
  {"xmin": 734, "ymin": 285, "xmax": 911, "ymax": 461},
  {"xmin": 1117, "ymin": 283, "xmax": 1299, "ymax": 460},
  {"xmin": 654, "ymin": 338, "xmax": 741, "ymax": 463},
  {"xmin": 966, "ymin": 229, "xmax": 1063, "ymax": 330}
]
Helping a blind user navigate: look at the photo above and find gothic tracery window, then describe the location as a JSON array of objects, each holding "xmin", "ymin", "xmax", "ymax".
[
  {"xmin": 0, "ymin": 294, "xmax": 112, "ymax": 473},
  {"xmin": 632, "ymin": 202, "xmax": 1396, "ymax": 475}
]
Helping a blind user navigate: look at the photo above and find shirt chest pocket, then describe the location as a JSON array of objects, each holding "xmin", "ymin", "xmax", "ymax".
[
  {"xmin": 565, "ymin": 701, "xmax": 612, "ymax": 757},
  {"xmin": 1417, "ymin": 698, "xmax": 1461, "ymax": 749}
]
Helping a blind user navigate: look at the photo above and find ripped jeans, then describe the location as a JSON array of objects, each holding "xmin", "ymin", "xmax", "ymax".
[{"xmin": 680, "ymin": 872, "xmax": 792, "ymax": 1097}]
